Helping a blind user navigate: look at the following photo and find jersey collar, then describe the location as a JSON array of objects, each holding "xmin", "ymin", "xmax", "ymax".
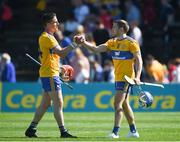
[{"xmin": 115, "ymin": 34, "xmax": 127, "ymax": 40}]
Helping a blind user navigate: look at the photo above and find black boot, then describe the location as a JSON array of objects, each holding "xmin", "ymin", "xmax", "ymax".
[
  {"xmin": 61, "ymin": 130, "xmax": 77, "ymax": 138},
  {"xmin": 25, "ymin": 127, "xmax": 38, "ymax": 138}
]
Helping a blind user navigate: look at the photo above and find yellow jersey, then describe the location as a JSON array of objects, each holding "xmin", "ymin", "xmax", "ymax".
[
  {"xmin": 105, "ymin": 36, "xmax": 140, "ymax": 81},
  {"xmin": 39, "ymin": 32, "xmax": 60, "ymax": 77}
]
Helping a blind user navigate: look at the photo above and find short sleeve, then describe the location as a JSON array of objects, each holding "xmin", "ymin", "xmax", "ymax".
[
  {"xmin": 39, "ymin": 35, "xmax": 58, "ymax": 49},
  {"xmin": 130, "ymin": 41, "xmax": 140, "ymax": 54},
  {"xmin": 105, "ymin": 39, "xmax": 114, "ymax": 50}
]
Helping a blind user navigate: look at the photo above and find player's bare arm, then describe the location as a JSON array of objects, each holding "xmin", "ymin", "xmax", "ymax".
[
  {"xmin": 134, "ymin": 51, "xmax": 143, "ymax": 84},
  {"xmin": 82, "ymin": 41, "xmax": 107, "ymax": 52},
  {"xmin": 52, "ymin": 43, "xmax": 77, "ymax": 58},
  {"xmin": 74, "ymin": 35, "xmax": 108, "ymax": 52}
]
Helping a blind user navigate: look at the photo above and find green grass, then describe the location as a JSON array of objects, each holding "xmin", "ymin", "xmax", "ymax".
[{"xmin": 0, "ymin": 112, "xmax": 180, "ymax": 141}]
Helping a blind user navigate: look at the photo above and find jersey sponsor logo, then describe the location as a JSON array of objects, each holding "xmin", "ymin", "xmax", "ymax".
[
  {"xmin": 112, "ymin": 56, "xmax": 126, "ymax": 60},
  {"xmin": 111, "ymin": 50, "xmax": 133, "ymax": 60},
  {"xmin": 115, "ymin": 51, "xmax": 120, "ymax": 56}
]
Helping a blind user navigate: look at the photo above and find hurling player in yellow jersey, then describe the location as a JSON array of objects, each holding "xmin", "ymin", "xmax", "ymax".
[
  {"xmin": 25, "ymin": 12, "xmax": 77, "ymax": 138},
  {"xmin": 76, "ymin": 20, "xmax": 143, "ymax": 138}
]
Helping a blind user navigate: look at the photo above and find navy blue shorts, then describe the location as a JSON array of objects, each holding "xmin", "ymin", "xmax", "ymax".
[
  {"xmin": 115, "ymin": 81, "xmax": 131, "ymax": 93},
  {"xmin": 40, "ymin": 76, "xmax": 62, "ymax": 92}
]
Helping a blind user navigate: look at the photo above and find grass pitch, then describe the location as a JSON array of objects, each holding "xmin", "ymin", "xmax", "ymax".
[{"xmin": 0, "ymin": 112, "xmax": 180, "ymax": 141}]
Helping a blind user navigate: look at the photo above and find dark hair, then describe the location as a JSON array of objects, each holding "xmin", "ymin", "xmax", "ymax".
[
  {"xmin": 42, "ymin": 12, "xmax": 56, "ymax": 27},
  {"xmin": 114, "ymin": 19, "xmax": 129, "ymax": 33}
]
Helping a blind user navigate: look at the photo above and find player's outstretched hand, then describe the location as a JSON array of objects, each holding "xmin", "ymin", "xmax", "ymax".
[
  {"xmin": 60, "ymin": 65, "xmax": 74, "ymax": 82},
  {"xmin": 73, "ymin": 35, "xmax": 85, "ymax": 44}
]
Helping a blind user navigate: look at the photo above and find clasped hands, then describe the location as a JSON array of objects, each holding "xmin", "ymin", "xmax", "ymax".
[{"xmin": 73, "ymin": 35, "xmax": 85, "ymax": 45}]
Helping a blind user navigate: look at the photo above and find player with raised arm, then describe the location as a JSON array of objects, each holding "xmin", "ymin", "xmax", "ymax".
[
  {"xmin": 75, "ymin": 19, "xmax": 143, "ymax": 138},
  {"xmin": 25, "ymin": 12, "xmax": 77, "ymax": 138}
]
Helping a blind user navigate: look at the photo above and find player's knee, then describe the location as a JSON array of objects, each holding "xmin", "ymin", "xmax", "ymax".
[
  {"xmin": 42, "ymin": 102, "xmax": 51, "ymax": 110},
  {"xmin": 114, "ymin": 101, "xmax": 123, "ymax": 113},
  {"xmin": 114, "ymin": 99, "xmax": 123, "ymax": 108},
  {"xmin": 58, "ymin": 100, "xmax": 63, "ymax": 109},
  {"xmin": 115, "ymin": 107, "xmax": 123, "ymax": 114},
  {"xmin": 54, "ymin": 97, "xmax": 63, "ymax": 108}
]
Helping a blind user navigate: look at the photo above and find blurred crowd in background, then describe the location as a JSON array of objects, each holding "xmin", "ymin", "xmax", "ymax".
[{"xmin": 0, "ymin": 0, "xmax": 180, "ymax": 83}]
